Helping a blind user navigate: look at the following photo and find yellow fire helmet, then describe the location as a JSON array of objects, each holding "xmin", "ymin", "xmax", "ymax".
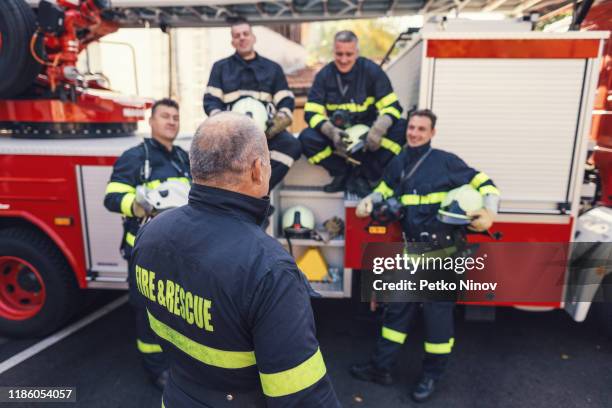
[
  {"xmin": 231, "ymin": 97, "xmax": 269, "ymax": 132},
  {"xmin": 437, "ymin": 184, "xmax": 483, "ymax": 225}
]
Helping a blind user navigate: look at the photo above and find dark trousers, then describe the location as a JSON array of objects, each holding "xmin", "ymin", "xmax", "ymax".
[
  {"xmin": 372, "ymin": 301, "xmax": 455, "ymax": 380},
  {"xmin": 298, "ymin": 119, "xmax": 406, "ymax": 181},
  {"xmin": 134, "ymin": 305, "xmax": 167, "ymax": 377},
  {"xmin": 268, "ymin": 130, "xmax": 302, "ymax": 190}
]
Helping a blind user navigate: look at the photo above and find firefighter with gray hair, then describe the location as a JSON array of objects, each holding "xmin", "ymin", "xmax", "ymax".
[
  {"xmin": 299, "ymin": 30, "xmax": 406, "ymax": 194},
  {"xmin": 131, "ymin": 112, "xmax": 340, "ymax": 407}
]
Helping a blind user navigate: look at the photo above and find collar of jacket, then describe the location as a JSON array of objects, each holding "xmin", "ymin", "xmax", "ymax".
[
  {"xmin": 405, "ymin": 141, "xmax": 432, "ymax": 160},
  {"xmin": 148, "ymin": 137, "xmax": 178, "ymax": 155},
  {"xmin": 331, "ymin": 56, "xmax": 365, "ymax": 78},
  {"xmin": 232, "ymin": 52, "xmax": 260, "ymax": 66},
  {"xmin": 188, "ymin": 183, "xmax": 270, "ymax": 225}
]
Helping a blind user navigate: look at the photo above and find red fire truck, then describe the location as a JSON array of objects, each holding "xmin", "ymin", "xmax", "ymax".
[{"xmin": 0, "ymin": 0, "xmax": 610, "ymax": 338}]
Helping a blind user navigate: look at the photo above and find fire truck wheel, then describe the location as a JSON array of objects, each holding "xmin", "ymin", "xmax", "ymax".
[
  {"xmin": 0, "ymin": 0, "xmax": 42, "ymax": 98},
  {"xmin": 0, "ymin": 228, "xmax": 79, "ymax": 338}
]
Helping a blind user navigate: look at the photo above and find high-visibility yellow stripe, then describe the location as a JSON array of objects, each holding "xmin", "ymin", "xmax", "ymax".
[
  {"xmin": 379, "ymin": 106, "xmax": 402, "ymax": 119},
  {"xmin": 469, "ymin": 172, "xmax": 490, "ymax": 189},
  {"xmin": 375, "ymin": 92, "xmax": 398, "ymax": 110},
  {"xmin": 137, "ymin": 339, "xmax": 162, "ymax": 354},
  {"xmin": 374, "ymin": 181, "xmax": 395, "ymax": 199},
  {"xmin": 400, "ymin": 192, "xmax": 447, "ymax": 206},
  {"xmin": 105, "ymin": 181, "xmax": 136, "ymax": 195},
  {"xmin": 325, "ymin": 97, "xmax": 375, "ymax": 113},
  {"xmin": 308, "ymin": 146, "xmax": 333, "ymax": 164},
  {"xmin": 479, "ymin": 185, "xmax": 500, "ymax": 196},
  {"xmin": 424, "ymin": 338, "xmax": 455, "ymax": 354},
  {"xmin": 125, "ymin": 232, "xmax": 136, "ymax": 247},
  {"xmin": 304, "ymin": 102, "xmax": 326, "ymax": 115},
  {"xmin": 380, "ymin": 137, "xmax": 402, "ymax": 155},
  {"xmin": 259, "ymin": 348, "xmax": 327, "ymax": 397},
  {"xmin": 382, "ymin": 326, "xmax": 407, "ymax": 344},
  {"xmin": 309, "ymin": 114, "xmax": 327, "ymax": 128},
  {"xmin": 147, "ymin": 310, "xmax": 256, "ymax": 369},
  {"xmin": 121, "ymin": 193, "xmax": 135, "ymax": 217}
]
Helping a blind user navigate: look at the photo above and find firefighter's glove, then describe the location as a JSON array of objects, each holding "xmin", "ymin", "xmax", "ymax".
[
  {"xmin": 265, "ymin": 111, "xmax": 292, "ymax": 140},
  {"xmin": 321, "ymin": 121, "xmax": 350, "ymax": 155},
  {"xmin": 467, "ymin": 208, "xmax": 494, "ymax": 232},
  {"xmin": 134, "ymin": 186, "xmax": 154, "ymax": 218},
  {"xmin": 356, "ymin": 192, "xmax": 383, "ymax": 218},
  {"xmin": 366, "ymin": 115, "xmax": 393, "ymax": 151}
]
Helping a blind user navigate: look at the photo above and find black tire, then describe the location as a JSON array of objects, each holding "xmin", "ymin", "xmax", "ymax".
[
  {"xmin": 0, "ymin": 228, "xmax": 79, "ymax": 338},
  {"xmin": 0, "ymin": 0, "xmax": 42, "ymax": 98}
]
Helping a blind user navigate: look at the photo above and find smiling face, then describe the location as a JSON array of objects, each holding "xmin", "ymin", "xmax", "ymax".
[
  {"xmin": 231, "ymin": 23, "xmax": 256, "ymax": 59},
  {"xmin": 333, "ymin": 40, "xmax": 358, "ymax": 74},
  {"xmin": 406, "ymin": 114, "xmax": 436, "ymax": 147},
  {"xmin": 149, "ymin": 104, "xmax": 180, "ymax": 146}
]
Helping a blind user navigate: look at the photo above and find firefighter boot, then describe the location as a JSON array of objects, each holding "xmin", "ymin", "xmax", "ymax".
[
  {"xmin": 323, "ymin": 173, "xmax": 349, "ymax": 193},
  {"xmin": 349, "ymin": 362, "xmax": 393, "ymax": 385},
  {"xmin": 411, "ymin": 375, "xmax": 437, "ymax": 403}
]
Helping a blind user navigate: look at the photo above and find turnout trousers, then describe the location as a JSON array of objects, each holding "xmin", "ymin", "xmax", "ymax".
[
  {"xmin": 267, "ymin": 130, "xmax": 302, "ymax": 190},
  {"xmin": 373, "ymin": 301, "xmax": 455, "ymax": 380},
  {"xmin": 298, "ymin": 119, "xmax": 405, "ymax": 182}
]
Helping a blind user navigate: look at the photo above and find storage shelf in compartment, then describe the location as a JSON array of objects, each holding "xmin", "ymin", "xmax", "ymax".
[
  {"xmin": 277, "ymin": 238, "xmax": 344, "ymax": 247},
  {"xmin": 279, "ymin": 189, "xmax": 343, "ymax": 199},
  {"xmin": 309, "ymin": 280, "xmax": 345, "ymax": 298}
]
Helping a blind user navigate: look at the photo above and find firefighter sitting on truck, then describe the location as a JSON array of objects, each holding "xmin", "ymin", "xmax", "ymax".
[
  {"xmin": 350, "ymin": 109, "xmax": 500, "ymax": 402},
  {"xmin": 203, "ymin": 18, "xmax": 301, "ymax": 192},
  {"xmin": 103, "ymin": 98, "xmax": 191, "ymax": 390},
  {"xmin": 299, "ymin": 30, "xmax": 406, "ymax": 195}
]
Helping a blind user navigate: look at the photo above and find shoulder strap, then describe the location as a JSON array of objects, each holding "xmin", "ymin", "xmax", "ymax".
[{"xmin": 399, "ymin": 148, "xmax": 433, "ymax": 187}]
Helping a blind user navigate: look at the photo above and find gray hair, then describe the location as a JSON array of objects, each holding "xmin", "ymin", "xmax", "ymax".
[
  {"xmin": 334, "ymin": 30, "xmax": 359, "ymax": 46},
  {"xmin": 190, "ymin": 112, "xmax": 267, "ymax": 184}
]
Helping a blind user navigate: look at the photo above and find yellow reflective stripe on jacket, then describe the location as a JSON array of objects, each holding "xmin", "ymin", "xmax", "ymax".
[
  {"xmin": 144, "ymin": 177, "xmax": 191, "ymax": 190},
  {"xmin": 379, "ymin": 106, "xmax": 402, "ymax": 119},
  {"xmin": 137, "ymin": 339, "xmax": 162, "ymax": 354},
  {"xmin": 125, "ymin": 232, "xmax": 136, "ymax": 247},
  {"xmin": 479, "ymin": 185, "xmax": 500, "ymax": 196},
  {"xmin": 375, "ymin": 92, "xmax": 398, "ymax": 110},
  {"xmin": 121, "ymin": 193, "xmax": 135, "ymax": 217},
  {"xmin": 380, "ymin": 137, "xmax": 402, "ymax": 155},
  {"xmin": 325, "ymin": 96, "xmax": 375, "ymax": 113},
  {"xmin": 105, "ymin": 181, "xmax": 136, "ymax": 195},
  {"xmin": 469, "ymin": 172, "xmax": 490, "ymax": 189},
  {"xmin": 400, "ymin": 192, "xmax": 447, "ymax": 206},
  {"xmin": 424, "ymin": 338, "xmax": 455, "ymax": 354},
  {"xmin": 309, "ymin": 114, "xmax": 327, "ymax": 128},
  {"xmin": 304, "ymin": 102, "xmax": 326, "ymax": 115},
  {"xmin": 259, "ymin": 348, "xmax": 327, "ymax": 397},
  {"xmin": 374, "ymin": 181, "xmax": 395, "ymax": 199},
  {"xmin": 308, "ymin": 146, "xmax": 333, "ymax": 164},
  {"xmin": 382, "ymin": 326, "xmax": 407, "ymax": 344},
  {"xmin": 147, "ymin": 310, "xmax": 256, "ymax": 369}
]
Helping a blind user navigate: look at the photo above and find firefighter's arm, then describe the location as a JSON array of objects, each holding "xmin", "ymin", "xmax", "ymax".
[
  {"xmin": 356, "ymin": 156, "xmax": 401, "ymax": 218},
  {"xmin": 446, "ymin": 153, "xmax": 500, "ymax": 231},
  {"xmin": 104, "ymin": 150, "xmax": 141, "ymax": 217},
  {"xmin": 372, "ymin": 66, "xmax": 402, "ymax": 123},
  {"xmin": 203, "ymin": 62, "xmax": 227, "ymax": 116},
  {"xmin": 271, "ymin": 65, "xmax": 295, "ymax": 118},
  {"xmin": 248, "ymin": 263, "xmax": 340, "ymax": 408},
  {"xmin": 304, "ymin": 72, "xmax": 329, "ymax": 131}
]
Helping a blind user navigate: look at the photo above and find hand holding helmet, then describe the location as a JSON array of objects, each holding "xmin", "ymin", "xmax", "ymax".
[
  {"xmin": 134, "ymin": 186, "xmax": 155, "ymax": 218},
  {"xmin": 265, "ymin": 111, "xmax": 292, "ymax": 140},
  {"xmin": 356, "ymin": 192, "xmax": 383, "ymax": 218},
  {"xmin": 467, "ymin": 208, "xmax": 494, "ymax": 232},
  {"xmin": 321, "ymin": 121, "xmax": 350, "ymax": 155}
]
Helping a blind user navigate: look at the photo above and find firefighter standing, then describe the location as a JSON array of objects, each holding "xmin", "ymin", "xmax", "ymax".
[
  {"xmin": 103, "ymin": 98, "xmax": 191, "ymax": 390},
  {"xmin": 203, "ymin": 19, "xmax": 301, "ymax": 191},
  {"xmin": 350, "ymin": 109, "xmax": 500, "ymax": 402},
  {"xmin": 299, "ymin": 30, "xmax": 406, "ymax": 194},
  {"xmin": 131, "ymin": 112, "xmax": 340, "ymax": 408}
]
